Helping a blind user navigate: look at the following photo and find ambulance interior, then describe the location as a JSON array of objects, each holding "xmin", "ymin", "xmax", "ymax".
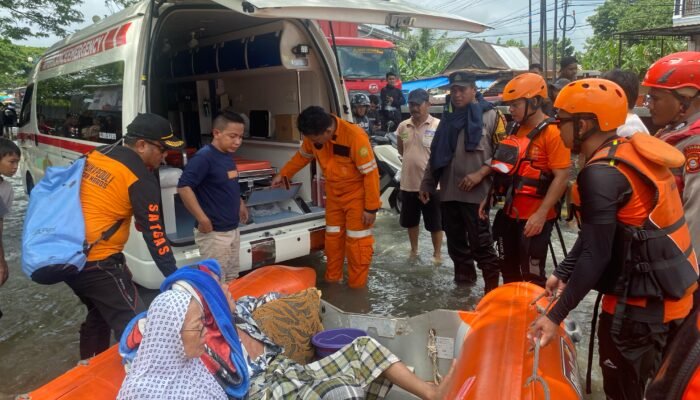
[{"xmin": 148, "ymin": 7, "xmax": 334, "ymax": 245}]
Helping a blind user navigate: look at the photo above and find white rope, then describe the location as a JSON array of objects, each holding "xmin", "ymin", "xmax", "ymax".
[{"xmin": 427, "ymin": 328, "xmax": 443, "ymax": 385}]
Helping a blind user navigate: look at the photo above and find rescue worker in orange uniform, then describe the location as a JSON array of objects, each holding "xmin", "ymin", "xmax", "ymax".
[
  {"xmin": 642, "ymin": 52, "xmax": 700, "ymax": 306},
  {"xmin": 271, "ymin": 106, "xmax": 380, "ymax": 288},
  {"xmin": 488, "ymin": 73, "xmax": 571, "ymax": 287},
  {"xmin": 528, "ymin": 78, "xmax": 698, "ymax": 400}
]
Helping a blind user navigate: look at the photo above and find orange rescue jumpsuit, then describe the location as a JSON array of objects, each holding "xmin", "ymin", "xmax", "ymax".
[{"xmin": 280, "ymin": 116, "xmax": 381, "ymax": 288}]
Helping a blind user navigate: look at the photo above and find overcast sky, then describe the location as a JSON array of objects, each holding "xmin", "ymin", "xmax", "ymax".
[{"xmin": 20, "ymin": 0, "xmax": 597, "ymax": 52}]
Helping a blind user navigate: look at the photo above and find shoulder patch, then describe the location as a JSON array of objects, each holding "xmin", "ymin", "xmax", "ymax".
[
  {"xmin": 359, "ymin": 146, "xmax": 369, "ymax": 158},
  {"xmin": 685, "ymin": 144, "xmax": 700, "ymax": 174}
]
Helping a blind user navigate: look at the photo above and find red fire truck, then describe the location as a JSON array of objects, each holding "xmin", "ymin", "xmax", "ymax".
[{"xmin": 318, "ymin": 21, "xmax": 401, "ymax": 96}]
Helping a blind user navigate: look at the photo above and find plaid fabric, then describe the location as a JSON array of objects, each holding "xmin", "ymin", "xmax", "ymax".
[{"xmin": 247, "ymin": 336, "xmax": 399, "ymax": 400}]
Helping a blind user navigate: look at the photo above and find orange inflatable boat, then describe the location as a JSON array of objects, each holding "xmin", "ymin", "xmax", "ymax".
[
  {"xmin": 448, "ymin": 282, "xmax": 582, "ymax": 399},
  {"xmin": 23, "ymin": 268, "xmax": 581, "ymax": 400}
]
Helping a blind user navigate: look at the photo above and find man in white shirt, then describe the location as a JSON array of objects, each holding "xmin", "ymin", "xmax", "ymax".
[
  {"xmin": 397, "ymin": 89, "xmax": 443, "ymax": 263},
  {"xmin": 602, "ymin": 69, "xmax": 649, "ymax": 138}
]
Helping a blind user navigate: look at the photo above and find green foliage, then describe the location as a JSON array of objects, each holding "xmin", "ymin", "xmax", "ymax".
[
  {"xmin": 496, "ymin": 38, "xmax": 525, "ymax": 47},
  {"xmin": 0, "ymin": 41, "xmax": 45, "ymax": 88},
  {"xmin": 396, "ymin": 28, "xmax": 455, "ymax": 81},
  {"xmin": 581, "ymin": 0, "xmax": 684, "ymax": 74},
  {"xmin": 0, "ymin": 0, "xmax": 84, "ymax": 40}
]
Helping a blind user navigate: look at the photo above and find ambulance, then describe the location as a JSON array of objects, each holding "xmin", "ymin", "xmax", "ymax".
[{"xmin": 16, "ymin": 0, "xmax": 488, "ymax": 288}]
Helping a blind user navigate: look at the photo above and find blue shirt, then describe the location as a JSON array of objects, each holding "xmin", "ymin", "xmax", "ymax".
[{"xmin": 177, "ymin": 144, "xmax": 241, "ymax": 231}]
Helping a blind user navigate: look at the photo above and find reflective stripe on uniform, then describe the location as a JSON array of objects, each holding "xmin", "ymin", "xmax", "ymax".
[
  {"xmin": 357, "ymin": 160, "xmax": 377, "ymax": 174},
  {"xmin": 300, "ymin": 150, "xmax": 313, "ymax": 159},
  {"xmin": 347, "ymin": 228, "xmax": 372, "ymax": 238},
  {"xmin": 326, "ymin": 226, "xmax": 341, "ymax": 233}
]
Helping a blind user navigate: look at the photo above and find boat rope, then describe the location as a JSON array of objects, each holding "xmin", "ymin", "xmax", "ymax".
[
  {"xmin": 524, "ymin": 339, "xmax": 551, "ymax": 400},
  {"xmin": 523, "ymin": 292, "xmax": 559, "ymax": 400},
  {"xmin": 427, "ymin": 328, "xmax": 443, "ymax": 384}
]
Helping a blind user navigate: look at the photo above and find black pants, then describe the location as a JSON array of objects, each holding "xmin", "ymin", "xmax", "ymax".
[
  {"xmin": 597, "ymin": 312, "xmax": 678, "ymax": 400},
  {"xmin": 495, "ymin": 211, "xmax": 554, "ymax": 288},
  {"xmin": 440, "ymin": 202, "xmax": 499, "ymax": 288},
  {"xmin": 65, "ymin": 255, "xmax": 151, "ymax": 359}
]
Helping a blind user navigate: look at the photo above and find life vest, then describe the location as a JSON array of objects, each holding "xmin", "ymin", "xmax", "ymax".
[
  {"xmin": 584, "ymin": 135, "xmax": 698, "ymax": 307},
  {"xmin": 491, "ymin": 118, "xmax": 554, "ymax": 201},
  {"xmin": 657, "ymin": 117, "xmax": 700, "ymax": 195},
  {"xmin": 646, "ymin": 309, "xmax": 700, "ymax": 400}
]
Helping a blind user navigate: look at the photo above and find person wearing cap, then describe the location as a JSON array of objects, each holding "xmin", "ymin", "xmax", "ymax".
[
  {"xmin": 528, "ymin": 78, "xmax": 697, "ymax": 400},
  {"xmin": 397, "ymin": 89, "xmax": 443, "ymax": 262},
  {"xmin": 419, "ymin": 71, "xmax": 502, "ymax": 291},
  {"xmin": 642, "ymin": 52, "xmax": 700, "ymax": 263},
  {"xmin": 558, "ymin": 56, "xmax": 578, "ymax": 82},
  {"xmin": 489, "ymin": 73, "xmax": 571, "ymax": 288},
  {"xmin": 68, "ymin": 112, "xmax": 182, "ymax": 360},
  {"xmin": 351, "ymin": 93, "xmax": 373, "ymax": 135},
  {"xmin": 178, "ymin": 110, "xmax": 248, "ymax": 282},
  {"xmin": 549, "ymin": 78, "xmax": 570, "ymax": 103}
]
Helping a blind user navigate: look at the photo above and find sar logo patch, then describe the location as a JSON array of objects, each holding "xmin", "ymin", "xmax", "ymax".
[
  {"xmin": 359, "ymin": 147, "xmax": 369, "ymax": 158},
  {"xmin": 686, "ymin": 145, "xmax": 700, "ymax": 174}
]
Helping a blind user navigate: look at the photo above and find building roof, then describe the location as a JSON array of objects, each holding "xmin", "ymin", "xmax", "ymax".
[{"xmin": 443, "ymin": 38, "xmax": 553, "ymax": 73}]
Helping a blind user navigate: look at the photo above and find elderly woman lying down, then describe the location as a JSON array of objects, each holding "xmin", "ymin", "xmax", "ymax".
[{"xmin": 117, "ymin": 260, "xmax": 456, "ymax": 400}]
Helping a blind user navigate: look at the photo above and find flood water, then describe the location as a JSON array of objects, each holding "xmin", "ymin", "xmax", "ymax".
[{"xmin": 0, "ymin": 171, "xmax": 603, "ymax": 399}]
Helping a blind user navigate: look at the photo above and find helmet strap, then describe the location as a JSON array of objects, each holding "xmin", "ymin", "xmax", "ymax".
[
  {"xmin": 524, "ymin": 98, "xmax": 539, "ymax": 121},
  {"xmin": 572, "ymin": 116, "xmax": 597, "ymax": 155}
]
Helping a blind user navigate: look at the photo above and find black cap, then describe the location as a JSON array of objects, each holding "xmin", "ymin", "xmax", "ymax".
[
  {"xmin": 126, "ymin": 113, "xmax": 184, "ymax": 149},
  {"xmin": 408, "ymin": 89, "xmax": 430, "ymax": 104},
  {"xmin": 447, "ymin": 71, "xmax": 476, "ymax": 88},
  {"xmin": 551, "ymin": 78, "xmax": 571, "ymax": 90}
]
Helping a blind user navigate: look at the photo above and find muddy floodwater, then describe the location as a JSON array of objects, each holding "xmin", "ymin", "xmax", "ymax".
[{"xmin": 0, "ymin": 172, "xmax": 603, "ymax": 399}]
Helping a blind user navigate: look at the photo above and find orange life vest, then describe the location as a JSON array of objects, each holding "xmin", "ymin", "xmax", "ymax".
[
  {"xmin": 491, "ymin": 119, "xmax": 554, "ymax": 201},
  {"xmin": 583, "ymin": 135, "xmax": 698, "ymax": 323}
]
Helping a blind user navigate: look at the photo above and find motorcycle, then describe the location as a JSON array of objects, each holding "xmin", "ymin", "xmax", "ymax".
[{"xmin": 369, "ymin": 127, "xmax": 402, "ymax": 213}]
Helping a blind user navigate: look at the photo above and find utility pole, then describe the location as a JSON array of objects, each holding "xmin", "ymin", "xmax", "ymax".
[
  {"xmin": 562, "ymin": 0, "xmax": 569, "ymax": 56},
  {"xmin": 529, "ymin": 0, "xmax": 533, "ymax": 63},
  {"xmin": 553, "ymin": 0, "xmax": 558, "ymax": 81},
  {"xmin": 541, "ymin": 0, "xmax": 547, "ymax": 78}
]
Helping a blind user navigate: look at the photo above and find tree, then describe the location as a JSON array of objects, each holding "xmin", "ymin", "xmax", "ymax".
[
  {"xmin": 395, "ymin": 28, "xmax": 456, "ymax": 81},
  {"xmin": 0, "ymin": 41, "xmax": 45, "ymax": 88},
  {"xmin": 581, "ymin": 0, "xmax": 684, "ymax": 74},
  {"xmin": 496, "ymin": 38, "xmax": 525, "ymax": 47},
  {"xmin": 0, "ymin": 0, "xmax": 84, "ymax": 40}
]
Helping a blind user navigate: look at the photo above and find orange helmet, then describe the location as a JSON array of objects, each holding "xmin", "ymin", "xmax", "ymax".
[
  {"xmin": 553, "ymin": 78, "xmax": 627, "ymax": 131},
  {"xmin": 642, "ymin": 51, "xmax": 700, "ymax": 91},
  {"xmin": 502, "ymin": 73, "xmax": 548, "ymax": 102}
]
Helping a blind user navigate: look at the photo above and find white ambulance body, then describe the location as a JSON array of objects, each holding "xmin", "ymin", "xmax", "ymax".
[{"xmin": 17, "ymin": 0, "xmax": 487, "ymax": 288}]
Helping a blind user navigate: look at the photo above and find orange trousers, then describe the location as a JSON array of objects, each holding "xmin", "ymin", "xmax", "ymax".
[{"xmin": 324, "ymin": 186, "xmax": 374, "ymax": 288}]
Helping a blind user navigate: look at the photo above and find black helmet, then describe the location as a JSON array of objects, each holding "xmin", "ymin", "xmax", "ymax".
[{"xmin": 351, "ymin": 93, "xmax": 371, "ymax": 107}]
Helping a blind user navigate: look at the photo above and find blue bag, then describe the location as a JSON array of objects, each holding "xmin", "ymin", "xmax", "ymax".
[{"xmin": 21, "ymin": 155, "xmax": 121, "ymax": 284}]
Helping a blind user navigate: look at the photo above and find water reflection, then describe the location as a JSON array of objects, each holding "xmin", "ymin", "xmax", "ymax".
[{"xmin": 0, "ymin": 172, "xmax": 603, "ymax": 399}]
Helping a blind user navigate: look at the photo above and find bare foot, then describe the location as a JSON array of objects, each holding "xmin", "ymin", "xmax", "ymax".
[
  {"xmin": 409, "ymin": 250, "xmax": 418, "ymax": 259},
  {"xmin": 431, "ymin": 256, "xmax": 442, "ymax": 266}
]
